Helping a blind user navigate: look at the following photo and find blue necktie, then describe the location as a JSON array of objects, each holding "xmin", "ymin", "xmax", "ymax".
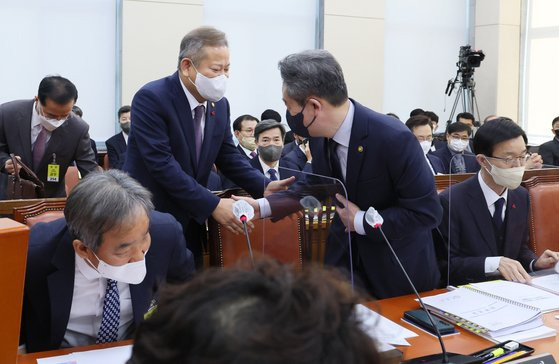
[
  {"xmin": 268, "ymin": 168, "xmax": 278, "ymax": 181},
  {"xmin": 96, "ymin": 279, "xmax": 120, "ymax": 344}
]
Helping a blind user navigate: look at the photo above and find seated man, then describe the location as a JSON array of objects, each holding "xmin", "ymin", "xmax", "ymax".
[
  {"xmin": 21, "ymin": 170, "xmax": 194, "ymax": 352},
  {"xmin": 128, "ymin": 259, "xmax": 381, "ymax": 364},
  {"xmin": 232, "ymin": 114, "xmax": 259, "ymax": 160},
  {"xmin": 432, "ymin": 121, "xmax": 480, "ymax": 174},
  {"xmin": 405, "ymin": 115, "xmax": 444, "ymax": 175},
  {"xmin": 538, "ymin": 116, "xmax": 559, "ymax": 166},
  {"xmin": 282, "ymin": 133, "xmax": 312, "ymax": 171},
  {"xmin": 439, "ymin": 117, "xmax": 559, "ymax": 285},
  {"xmin": 105, "ymin": 105, "xmax": 132, "ymax": 170}
]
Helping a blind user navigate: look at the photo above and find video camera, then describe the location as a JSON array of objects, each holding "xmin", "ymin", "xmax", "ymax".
[{"xmin": 457, "ymin": 45, "xmax": 485, "ymax": 75}]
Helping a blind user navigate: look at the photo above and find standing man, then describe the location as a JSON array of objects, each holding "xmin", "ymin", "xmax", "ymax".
[
  {"xmin": 241, "ymin": 50, "xmax": 442, "ymax": 298},
  {"xmin": 0, "ymin": 76, "xmax": 98, "ymax": 198},
  {"xmin": 123, "ymin": 26, "xmax": 291, "ymax": 266},
  {"xmin": 538, "ymin": 116, "xmax": 559, "ymax": 166},
  {"xmin": 105, "ymin": 105, "xmax": 132, "ymax": 170}
]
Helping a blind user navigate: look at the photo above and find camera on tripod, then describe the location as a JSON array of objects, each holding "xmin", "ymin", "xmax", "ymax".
[{"xmin": 457, "ymin": 45, "xmax": 485, "ymax": 77}]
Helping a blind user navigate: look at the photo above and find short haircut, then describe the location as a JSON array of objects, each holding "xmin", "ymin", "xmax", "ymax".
[
  {"xmin": 552, "ymin": 116, "xmax": 559, "ymax": 127},
  {"xmin": 72, "ymin": 105, "xmax": 83, "ymax": 118},
  {"xmin": 456, "ymin": 112, "xmax": 475, "ymax": 122},
  {"xmin": 483, "ymin": 114, "xmax": 497, "ymax": 123},
  {"xmin": 261, "ymin": 109, "xmax": 281, "ymax": 123},
  {"xmin": 65, "ymin": 170, "xmax": 154, "ymax": 252},
  {"xmin": 409, "ymin": 108, "xmax": 424, "ymax": 117},
  {"xmin": 446, "ymin": 121, "xmax": 472, "ymax": 136},
  {"xmin": 424, "ymin": 111, "xmax": 439, "ymax": 123},
  {"xmin": 254, "ymin": 119, "xmax": 286, "ymax": 141},
  {"xmin": 232, "ymin": 114, "xmax": 259, "ymax": 132},
  {"xmin": 38, "ymin": 76, "xmax": 78, "ymax": 105},
  {"xmin": 177, "ymin": 26, "xmax": 228, "ymax": 68},
  {"xmin": 405, "ymin": 115, "xmax": 433, "ymax": 131},
  {"xmin": 278, "ymin": 50, "xmax": 348, "ymax": 107},
  {"xmin": 128, "ymin": 259, "xmax": 381, "ymax": 364},
  {"xmin": 473, "ymin": 117, "xmax": 527, "ymax": 156},
  {"xmin": 118, "ymin": 105, "xmax": 131, "ymax": 119},
  {"xmin": 386, "ymin": 112, "xmax": 400, "ymax": 120}
]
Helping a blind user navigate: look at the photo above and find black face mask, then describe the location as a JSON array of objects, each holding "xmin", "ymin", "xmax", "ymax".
[
  {"xmin": 554, "ymin": 129, "xmax": 559, "ymax": 138},
  {"xmin": 285, "ymin": 102, "xmax": 316, "ymax": 138}
]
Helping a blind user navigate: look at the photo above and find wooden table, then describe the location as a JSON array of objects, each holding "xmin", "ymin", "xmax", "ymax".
[
  {"xmin": 16, "ymin": 340, "xmax": 132, "ymax": 364},
  {"xmin": 371, "ymin": 289, "xmax": 559, "ymax": 360}
]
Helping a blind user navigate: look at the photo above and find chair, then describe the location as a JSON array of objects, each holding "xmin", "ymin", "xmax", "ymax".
[
  {"xmin": 64, "ymin": 166, "xmax": 81, "ymax": 195},
  {"xmin": 13, "ymin": 200, "xmax": 66, "ymax": 227},
  {"xmin": 524, "ymin": 175, "xmax": 559, "ymax": 255}
]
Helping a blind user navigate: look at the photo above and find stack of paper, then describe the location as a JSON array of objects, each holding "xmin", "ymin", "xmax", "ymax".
[{"xmin": 37, "ymin": 345, "xmax": 132, "ymax": 364}]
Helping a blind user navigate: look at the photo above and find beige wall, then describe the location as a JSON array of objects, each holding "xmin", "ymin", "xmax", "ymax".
[
  {"xmin": 121, "ymin": 0, "xmax": 204, "ymax": 105},
  {"xmin": 323, "ymin": 0, "xmax": 385, "ymax": 110},
  {"xmin": 474, "ymin": 0, "xmax": 522, "ymax": 122}
]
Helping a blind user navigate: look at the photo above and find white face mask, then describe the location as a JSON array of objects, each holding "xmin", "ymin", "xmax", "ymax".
[
  {"xmin": 88, "ymin": 250, "xmax": 147, "ymax": 285},
  {"xmin": 419, "ymin": 140, "xmax": 432, "ymax": 155},
  {"xmin": 187, "ymin": 62, "xmax": 228, "ymax": 102},
  {"xmin": 485, "ymin": 159, "xmax": 525, "ymax": 190},
  {"xmin": 449, "ymin": 138, "xmax": 469, "ymax": 153},
  {"xmin": 37, "ymin": 103, "xmax": 68, "ymax": 131}
]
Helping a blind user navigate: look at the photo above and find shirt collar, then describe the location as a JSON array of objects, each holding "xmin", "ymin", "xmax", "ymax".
[
  {"xmin": 75, "ymin": 252, "xmax": 102, "ymax": 281},
  {"xmin": 178, "ymin": 73, "xmax": 207, "ymax": 112},
  {"xmin": 258, "ymin": 156, "xmax": 278, "ymax": 174},
  {"xmin": 239, "ymin": 144, "xmax": 253, "ymax": 157},
  {"xmin": 332, "ymin": 101, "xmax": 354, "ymax": 148},
  {"xmin": 477, "ymin": 172, "xmax": 508, "ymax": 209}
]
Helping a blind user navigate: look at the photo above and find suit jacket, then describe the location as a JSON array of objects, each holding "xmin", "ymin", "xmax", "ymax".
[
  {"xmin": 281, "ymin": 140, "xmax": 297, "ymax": 157},
  {"xmin": 268, "ymin": 100, "xmax": 442, "ymax": 299},
  {"xmin": 236, "ymin": 144, "xmax": 252, "ymax": 160},
  {"xmin": 438, "ymin": 175, "xmax": 536, "ymax": 285},
  {"xmin": 431, "ymin": 144, "xmax": 480, "ymax": 174},
  {"xmin": 539, "ymin": 139, "xmax": 559, "ymax": 166},
  {"xmin": 0, "ymin": 100, "xmax": 98, "ymax": 197},
  {"xmin": 249, "ymin": 155, "xmax": 310, "ymax": 181},
  {"xmin": 21, "ymin": 211, "xmax": 194, "ymax": 353},
  {"xmin": 105, "ymin": 132, "xmax": 127, "ymax": 169},
  {"xmin": 426, "ymin": 153, "xmax": 445, "ymax": 175},
  {"xmin": 283, "ymin": 145, "xmax": 308, "ymax": 170},
  {"xmin": 123, "ymin": 72, "xmax": 267, "ymax": 259}
]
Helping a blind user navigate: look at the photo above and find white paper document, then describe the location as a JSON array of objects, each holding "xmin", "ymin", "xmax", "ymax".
[
  {"xmin": 471, "ymin": 280, "xmax": 559, "ymax": 312},
  {"xmin": 531, "ymin": 273, "xmax": 559, "ymax": 295},
  {"xmin": 37, "ymin": 345, "xmax": 132, "ymax": 364},
  {"xmin": 356, "ymin": 304, "xmax": 417, "ymax": 347}
]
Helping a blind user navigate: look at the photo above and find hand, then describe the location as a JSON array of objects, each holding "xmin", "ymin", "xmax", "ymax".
[
  {"xmin": 335, "ymin": 193, "xmax": 361, "ymax": 232},
  {"xmin": 231, "ymin": 195, "xmax": 261, "ymax": 219},
  {"xmin": 4, "ymin": 156, "xmax": 21, "ymax": 174},
  {"xmin": 303, "ymin": 143, "xmax": 312, "ymax": 162},
  {"xmin": 525, "ymin": 153, "xmax": 543, "ymax": 170},
  {"xmin": 498, "ymin": 257, "xmax": 532, "ymax": 283},
  {"xmin": 264, "ymin": 176, "xmax": 296, "ymax": 197},
  {"xmin": 534, "ymin": 249, "xmax": 559, "ymax": 270},
  {"xmin": 211, "ymin": 198, "xmax": 254, "ymax": 235}
]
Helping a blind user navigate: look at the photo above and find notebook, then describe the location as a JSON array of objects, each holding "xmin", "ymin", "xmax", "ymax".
[
  {"xmin": 470, "ymin": 280, "xmax": 559, "ymax": 312},
  {"xmin": 531, "ymin": 273, "xmax": 559, "ymax": 295}
]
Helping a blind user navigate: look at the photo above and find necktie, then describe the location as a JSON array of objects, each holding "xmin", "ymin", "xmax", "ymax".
[
  {"xmin": 33, "ymin": 126, "xmax": 48, "ymax": 170},
  {"xmin": 328, "ymin": 138, "xmax": 344, "ymax": 181},
  {"xmin": 96, "ymin": 279, "xmax": 120, "ymax": 344},
  {"xmin": 268, "ymin": 168, "xmax": 278, "ymax": 181},
  {"xmin": 193, "ymin": 105, "xmax": 205, "ymax": 162},
  {"xmin": 451, "ymin": 153, "xmax": 466, "ymax": 174},
  {"xmin": 492, "ymin": 198, "xmax": 505, "ymax": 231},
  {"xmin": 249, "ymin": 151, "xmax": 257, "ymax": 158}
]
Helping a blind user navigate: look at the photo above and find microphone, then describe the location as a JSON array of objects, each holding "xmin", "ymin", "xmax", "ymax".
[
  {"xmin": 365, "ymin": 208, "xmax": 479, "ymax": 364},
  {"xmin": 232, "ymin": 200, "xmax": 255, "ymax": 265}
]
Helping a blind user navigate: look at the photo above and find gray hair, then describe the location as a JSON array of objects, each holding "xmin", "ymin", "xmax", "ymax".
[
  {"xmin": 65, "ymin": 170, "xmax": 154, "ymax": 252},
  {"xmin": 278, "ymin": 49, "xmax": 348, "ymax": 107},
  {"xmin": 177, "ymin": 26, "xmax": 228, "ymax": 68}
]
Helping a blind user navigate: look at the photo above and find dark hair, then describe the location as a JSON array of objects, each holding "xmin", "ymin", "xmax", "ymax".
[
  {"xmin": 456, "ymin": 112, "xmax": 474, "ymax": 122},
  {"xmin": 424, "ymin": 111, "xmax": 439, "ymax": 123},
  {"xmin": 409, "ymin": 108, "xmax": 424, "ymax": 117},
  {"xmin": 233, "ymin": 114, "xmax": 259, "ymax": 132},
  {"xmin": 279, "ymin": 50, "xmax": 348, "ymax": 107},
  {"xmin": 254, "ymin": 119, "xmax": 286, "ymax": 141},
  {"xmin": 118, "ymin": 105, "xmax": 131, "ymax": 119},
  {"xmin": 405, "ymin": 115, "xmax": 432, "ymax": 131},
  {"xmin": 552, "ymin": 116, "xmax": 559, "ymax": 127},
  {"xmin": 37, "ymin": 76, "xmax": 78, "ymax": 105},
  {"xmin": 128, "ymin": 259, "xmax": 381, "ymax": 364},
  {"xmin": 473, "ymin": 117, "xmax": 527, "ymax": 156},
  {"xmin": 177, "ymin": 26, "xmax": 228, "ymax": 68},
  {"xmin": 446, "ymin": 121, "xmax": 472, "ymax": 136},
  {"xmin": 386, "ymin": 112, "xmax": 400, "ymax": 120},
  {"xmin": 261, "ymin": 109, "xmax": 281, "ymax": 123},
  {"xmin": 72, "ymin": 105, "xmax": 83, "ymax": 118}
]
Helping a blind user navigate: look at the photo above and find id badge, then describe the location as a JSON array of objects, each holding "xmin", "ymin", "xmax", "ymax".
[{"xmin": 47, "ymin": 164, "xmax": 60, "ymax": 182}]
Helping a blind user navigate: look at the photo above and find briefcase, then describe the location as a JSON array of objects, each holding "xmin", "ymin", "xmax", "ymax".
[{"xmin": 6, "ymin": 154, "xmax": 45, "ymax": 199}]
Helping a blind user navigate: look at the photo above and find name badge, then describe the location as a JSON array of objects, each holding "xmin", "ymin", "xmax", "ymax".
[{"xmin": 47, "ymin": 153, "xmax": 59, "ymax": 182}]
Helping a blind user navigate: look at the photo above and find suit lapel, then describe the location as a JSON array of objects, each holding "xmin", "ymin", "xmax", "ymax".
[
  {"xmin": 346, "ymin": 101, "xmax": 368, "ymax": 198},
  {"xmin": 17, "ymin": 100, "xmax": 34, "ymax": 165},
  {"xmin": 467, "ymin": 177, "xmax": 499, "ymax": 255},
  {"xmin": 502, "ymin": 191, "xmax": 519, "ymax": 257},
  {"xmin": 170, "ymin": 72, "xmax": 198, "ymax": 171},
  {"xmin": 47, "ymin": 234, "xmax": 76, "ymax": 347},
  {"xmin": 197, "ymin": 102, "xmax": 217, "ymax": 179}
]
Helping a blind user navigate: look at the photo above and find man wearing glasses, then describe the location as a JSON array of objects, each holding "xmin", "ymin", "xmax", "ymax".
[
  {"xmin": 439, "ymin": 117, "xmax": 559, "ymax": 285},
  {"xmin": 432, "ymin": 121, "xmax": 480, "ymax": 174},
  {"xmin": 0, "ymin": 76, "xmax": 98, "ymax": 198}
]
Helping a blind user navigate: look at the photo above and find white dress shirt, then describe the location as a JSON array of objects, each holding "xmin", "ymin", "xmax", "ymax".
[
  {"xmin": 62, "ymin": 254, "xmax": 134, "ymax": 348},
  {"xmin": 258, "ymin": 156, "xmax": 279, "ymax": 180},
  {"xmin": 239, "ymin": 144, "xmax": 254, "ymax": 158},
  {"xmin": 179, "ymin": 74, "xmax": 207, "ymax": 139},
  {"xmin": 31, "ymin": 102, "xmax": 52, "ymax": 146},
  {"xmin": 122, "ymin": 131, "xmax": 129, "ymax": 145}
]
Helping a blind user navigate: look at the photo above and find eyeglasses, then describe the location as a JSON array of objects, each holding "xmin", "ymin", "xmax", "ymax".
[{"xmin": 486, "ymin": 153, "xmax": 529, "ymax": 167}]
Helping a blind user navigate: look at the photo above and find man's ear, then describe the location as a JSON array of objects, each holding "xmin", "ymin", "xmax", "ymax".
[
  {"xmin": 476, "ymin": 154, "xmax": 488, "ymax": 169},
  {"xmin": 180, "ymin": 58, "xmax": 193, "ymax": 72},
  {"xmin": 72, "ymin": 239, "xmax": 89, "ymax": 260},
  {"xmin": 307, "ymin": 98, "xmax": 321, "ymax": 112}
]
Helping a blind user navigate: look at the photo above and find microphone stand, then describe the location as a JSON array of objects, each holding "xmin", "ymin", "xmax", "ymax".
[{"xmin": 240, "ymin": 214, "xmax": 254, "ymax": 266}]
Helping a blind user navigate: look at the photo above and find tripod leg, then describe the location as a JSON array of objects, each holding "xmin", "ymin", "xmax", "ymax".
[{"xmin": 449, "ymin": 87, "xmax": 463, "ymax": 123}]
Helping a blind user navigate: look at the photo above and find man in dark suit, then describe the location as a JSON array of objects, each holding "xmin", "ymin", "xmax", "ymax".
[
  {"xmin": 123, "ymin": 27, "xmax": 291, "ymax": 265},
  {"xmin": 439, "ymin": 118, "xmax": 559, "ymax": 286},
  {"xmin": 232, "ymin": 114, "xmax": 259, "ymax": 160},
  {"xmin": 0, "ymin": 76, "xmax": 98, "ymax": 198},
  {"xmin": 538, "ymin": 116, "xmax": 559, "ymax": 166},
  {"xmin": 283, "ymin": 136, "xmax": 312, "ymax": 171},
  {"xmin": 105, "ymin": 105, "xmax": 131, "ymax": 170},
  {"xmin": 21, "ymin": 170, "xmax": 194, "ymax": 352},
  {"xmin": 405, "ymin": 114, "xmax": 445, "ymax": 175},
  {"xmin": 432, "ymin": 122, "xmax": 480, "ymax": 174},
  {"xmin": 237, "ymin": 50, "xmax": 442, "ymax": 299}
]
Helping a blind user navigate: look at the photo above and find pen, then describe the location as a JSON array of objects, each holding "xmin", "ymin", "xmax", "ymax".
[
  {"xmin": 486, "ymin": 350, "xmax": 526, "ymax": 364},
  {"xmin": 480, "ymin": 348, "xmax": 504, "ymax": 361}
]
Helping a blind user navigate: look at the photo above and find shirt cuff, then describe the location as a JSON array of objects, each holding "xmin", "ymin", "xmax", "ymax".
[
  {"xmin": 354, "ymin": 210, "xmax": 366, "ymax": 235},
  {"xmin": 257, "ymin": 198, "xmax": 271, "ymax": 219},
  {"xmin": 485, "ymin": 256, "xmax": 502, "ymax": 274},
  {"xmin": 529, "ymin": 259, "xmax": 535, "ymax": 272}
]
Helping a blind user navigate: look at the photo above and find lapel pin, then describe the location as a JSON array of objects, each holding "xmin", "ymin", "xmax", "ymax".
[
  {"xmin": 211, "ymin": 102, "xmax": 215, "ymax": 107},
  {"xmin": 210, "ymin": 111, "xmax": 216, "ymax": 116},
  {"xmin": 357, "ymin": 146, "xmax": 364, "ymax": 153},
  {"xmin": 512, "ymin": 203, "xmax": 516, "ymax": 209}
]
